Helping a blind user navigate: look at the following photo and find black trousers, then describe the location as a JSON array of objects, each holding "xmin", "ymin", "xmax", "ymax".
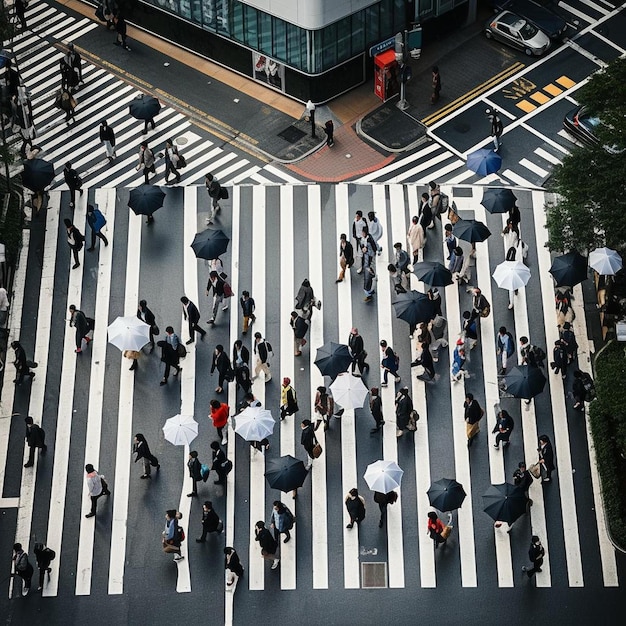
[
  {"xmin": 27, "ymin": 444, "xmax": 46, "ymax": 464},
  {"xmin": 188, "ymin": 320, "xmax": 206, "ymax": 341},
  {"xmin": 90, "ymin": 229, "xmax": 108, "ymax": 249}
]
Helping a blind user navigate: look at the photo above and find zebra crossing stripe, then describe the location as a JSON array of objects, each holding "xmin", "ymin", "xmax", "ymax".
[{"xmin": 357, "ymin": 143, "xmax": 441, "ymax": 183}]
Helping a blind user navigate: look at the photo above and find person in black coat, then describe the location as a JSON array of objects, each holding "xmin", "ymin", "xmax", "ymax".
[
  {"xmin": 345, "ymin": 488, "xmax": 366, "ymax": 529},
  {"xmin": 348, "ymin": 327, "xmax": 368, "ymax": 374},
  {"xmin": 15, "ymin": 0, "xmax": 28, "ymax": 30},
  {"xmin": 224, "ymin": 546, "xmax": 244, "ymax": 586},
  {"xmin": 464, "ymin": 393, "xmax": 484, "ymax": 448},
  {"xmin": 254, "ymin": 521, "xmax": 279, "ymax": 569},
  {"xmin": 374, "ymin": 490, "xmax": 397, "ymax": 528},
  {"xmin": 522, "ymin": 535, "xmax": 545, "ymax": 578},
  {"xmin": 157, "ymin": 340, "xmax": 181, "ymax": 385},
  {"xmin": 99, "ymin": 119, "xmax": 117, "ymax": 161},
  {"xmin": 114, "ymin": 14, "xmax": 130, "ymax": 51},
  {"xmin": 210, "ymin": 441, "xmax": 229, "ymax": 484},
  {"xmin": 513, "ymin": 461, "xmax": 534, "ymax": 497},
  {"xmin": 550, "ymin": 339, "xmax": 568, "ymax": 379},
  {"xmin": 492, "ymin": 409, "xmax": 514, "ymax": 449},
  {"xmin": 187, "ymin": 450, "xmax": 203, "ymax": 497},
  {"xmin": 11, "ymin": 341, "xmax": 35, "ymax": 384},
  {"xmin": 538, "ymin": 435, "xmax": 555, "ymax": 483},
  {"xmin": 211, "ymin": 344, "xmax": 232, "ymax": 394},
  {"xmin": 395, "ymin": 387, "xmax": 413, "ymax": 437},
  {"xmin": 336, "ymin": 233, "xmax": 354, "ymax": 282},
  {"xmin": 300, "ymin": 419, "xmax": 319, "ymax": 469},
  {"xmin": 290, "ymin": 311, "xmax": 308, "ymax": 357},
  {"xmin": 369, "ymin": 387, "xmax": 384, "ymax": 434},
  {"xmin": 133, "ymin": 433, "xmax": 159, "ymax": 478},
  {"xmin": 64, "ymin": 219, "xmax": 84, "ymax": 269},
  {"xmin": 181, "ymin": 296, "xmax": 206, "ymax": 344},
  {"xmin": 137, "ymin": 299, "xmax": 157, "ymax": 351},
  {"xmin": 196, "ymin": 501, "xmax": 221, "ymax": 542},
  {"xmin": 24, "ymin": 416, "xmax": 46, "ymax": 468},
  {"xmin": 232, "ymin": 338, "xmax": 250, "ymax": 393},
  {"xmin": 411, "ymin": 341, "xmax": 435, "ymax": 381},
  {"xmin": 63, "ymin": 162, "xmax": 83, "ymax": 209},
  {"xmin": 33, "ymin": 543, "xmax": 55, "ymax": 592}
]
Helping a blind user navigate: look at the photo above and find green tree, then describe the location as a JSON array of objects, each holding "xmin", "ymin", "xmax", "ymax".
[{"xmin": 546, "ymin": 57, "xmax": 626, "ymax": 253}]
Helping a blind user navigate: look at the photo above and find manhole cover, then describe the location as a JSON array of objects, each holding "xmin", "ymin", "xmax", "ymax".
[
  {"xmin": 361, "ymin": 562, "xmax": 387, "ymax": 588},
  {"xmin": 278, "ymin": 126, "xmax": 306, "ymax": 143}
]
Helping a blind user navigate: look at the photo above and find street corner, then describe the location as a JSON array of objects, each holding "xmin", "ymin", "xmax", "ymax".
[
  {"xmin": 433, "ymin": 100, "xmax": 498, "ymax": 155},
  {"xmin": 264, "ymin": 117, "xmax": 328, "ymax": 163}
]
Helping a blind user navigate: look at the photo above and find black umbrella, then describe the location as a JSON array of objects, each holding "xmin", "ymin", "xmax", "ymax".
[
  {"xmin": 412, "ymin": 261, "xmax": 453, "ymax": 287},
  {"xmin": 314, "ymin": 342, "xmax": 352, "ymax": 379},
  {"xmin": 392, "ymin": 290, "xmax": 437, "ymax": 328},
  {"xmin": 265, "ymin": 455, "xmax": 309, "ymax": 493},
  {"xmin": 22, "ymin": 158, "xmax": 55, "ymax": 192},
  {"xmin": 505, "ymin": 365, "xmax": 546, "ymax": 400},
  {"xmin": 128, "ymin": 184, "xmax": 166, "ymax": 216},
  {"xmin": 549, "ymin": 251, "xmax": 588, "ymax": 287},
  {"xmin": 453, "ymin": 218, "xmax": 491, "ymax": 243},
  {"xmin": 483, "ymin": 483, "xmax": 528, "ymax": 525},
  {"xmin": 427, "ymin": 478, "xmax": 466, "ymax": 512},
  {"xmin": 191, "ymin": 228, "xmax": 230, "ymax": 260},
  {"xmin": 481, "ymin": 188, "xmax": 517, "ymax": 214},
  {"xmin": 129, "ymin": 94, "xmax": 161, "ymax": 120}
]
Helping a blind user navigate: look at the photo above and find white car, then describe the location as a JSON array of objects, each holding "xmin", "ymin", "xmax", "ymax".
[{"xmin": 485, "ymin": 10, "xmax": 551, "ymax": 56}]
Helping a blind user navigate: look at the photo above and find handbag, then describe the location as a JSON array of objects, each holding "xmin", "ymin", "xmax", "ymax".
[
  {"xmin": 219, "ymin": 187, "xmax": 229, "ymax": 200},
  {"xmin": 177, "ymin": 153, "xmax": 187, "ymax": 168},
  {"xmin": 216, "ymin": 519, "xmax": 224, "ymax": 533},
  {"xmin": 151, "ymin": 324, "xmax": 160, "ymax": 336},
  {"xmin": 407, "ymin": 410, "xmax": 419, "ymax": 431},
  {"xmin": 528, "ymin": 462, "xmax": 542, "ymax": 479},
  {"xmin": 441, "ymin": 525, "xmax": 452, "ymax": 540},
  {"xmin": 312, "ymin": 443, "xmax": 323, "ymax": 458},
  {"xmin": 177, "ymin": 343, "xmax": 187, "ymax": 358}
]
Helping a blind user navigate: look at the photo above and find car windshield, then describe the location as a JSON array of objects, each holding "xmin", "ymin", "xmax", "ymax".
[
  {"xmin": 514, "ymin": 20, "xmax": 539, "ymax": 38},
  {"xmin": 579, "ymin": 114, "xmax": 601, "ymax": 129}
]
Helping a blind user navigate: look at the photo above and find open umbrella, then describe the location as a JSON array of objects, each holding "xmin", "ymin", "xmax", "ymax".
[
  {"xmin": 314, "ymin": 342, "xmax": 352, "ymax": 379},
  {"xmin": 364, "ymin": 460, "xmax": 403, "ymax": 493},
  {"xmin": 233, "ymin": 405, "xmax": 275, "ymax": 442},
  {"xmin": 492, "ymin": 260, "xmax": 531, "ymax": 291},
  {"xmin": 107, "ymin": 315, "xmax": 150, "ymax": 351},
  {"xmin": 549, "ymin": 251, "xmax": 588, "ymax": 287},
  {"xmin": 162, "ymin": 414, "xmax": 198, "ymax": 446},
  {"xmin": 589, "ymin": 247, "xmax": 622, "ymax": 276},
  {"xmin": 427, "ymin": 478, "xmax": 467, "ymax": 512},
  {"xmin": 22, "ymin": 158, "xmax": 55, "ymax": 191},
  {"xmin": 481, "ymin": 188, "xmax": 517, "ymax": 214},
  {"xmin": 329, "ymin": 372, "xmax": 369, "ymax": 410},
  {"xmin": 453, "ymin": 218, "xmax": 491, "ymax": 243},
  {"xmin": 467, "ymin": 148, "xmax": 502, "ymax": 176},
  {"xmin": 265, "ymin": 455, "xmax": 309, "ymax": 493},
  {"xmin": 191, "ymin": 228, "xmax": 230, "ymax": 260},
  {"xmin": 505, "ymin": 365, "xmax": 546, "ymax": 400},
  {"xmin": 412, "ymin": 261, "xmax": 453, "ymax": 287},
  {"xmin": 483, "ymin": 483, "xmax": 528, "ymax": 525},
  {"xmin": 393, "ymin": 290, "xmax": 437, "ymax": 328},
  {"xmin": 129, "ymin": 94, "xmax": 161, "ymax": 120},
  {"xmin": 128, "ymin": 184, "xmax": 166, "ymax": 217}
]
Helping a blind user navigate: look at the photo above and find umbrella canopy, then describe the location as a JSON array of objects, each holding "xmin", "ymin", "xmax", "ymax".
[
  {"xmin": 265, "ymin": 455, "xmax": 309, "ymax": 492},
  {"xmin": 589, "ymin": 247, "xmax": 622, "ymax": 276},
  {"xmin": 481, "ymin": 188, "xmax": 517, "ymax": 214},
  {"xmin": 483, "ymin": 483, "xmax": 528, "ymax": 524},
  {"xmin": 492, "ymin": 260, "xmax": 531, "ymax": 291},
  {"xmin": 107, "ymin": 315, "xmax": 150, "ymax": 352},
  {"xmin": 392, "ymin": 290, "xmax": 437, "ymax": 328},
  {"xmin": 233, "ymin": 405, "xmax": 275, "ymax": 442},
  {"xmin": 453, "ymin": 218, "xmax": 491, "ymax": 243},
  {"xmin": 22, "ymin": 158, "xmax": 55, "ymax": 192},
  {"xmin": 549, "ymin": 251, "xmax": 588, "ymax": 287},
  {"xmin": 314, "ymin": 342, "xmax": 352, "ymax": 379},
  {"xmin": 162, "ymin": 414, "xmax": 198, "ymax": 446},
  {"xmin": 427, "ymin": 478, "xmax": 467, "ymax": 512},
  {"xmin": 364, "ymin": 460, "xmax": 404, "ymax": 493},
  {"xmin": 329, "ymin": 372, "xmax": 369, "ymax": 410},
  {"xmin": 467, "ymin": 148, "xmax": 502, "ymax": 176},
  {"xmin": 129, "ymin": 94, "xmax": 161, "ymax": 120},
  {"xmin": 505, "ymin": 365, "xmax": 547, "ymax": 400},
  {"xmin": 128, "ymin": 184, "xmax": 166, "ymax": 216},
  {"xmin": 412, "ymin": 261, "xmax": 453, "ymax": 287},
  {"xmin": 191, "ymin": 228, "xmax": 230, "ymax": 260}
]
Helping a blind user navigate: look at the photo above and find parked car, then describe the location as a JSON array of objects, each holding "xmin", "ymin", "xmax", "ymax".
[
  {"xmin": 485, "ymin": 11, "xmax": 551, "ymax": 56},
  {"xmin": 490, "ymin": 0, "xmax": 567, "ymax": 40},
  {"xmin": 563, "ymin": 105, "xmax": 623, "ymax": 154}
]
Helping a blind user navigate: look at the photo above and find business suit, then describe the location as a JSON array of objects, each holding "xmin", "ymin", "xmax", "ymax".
[{"xmin": 182, "ymin": 299, "xmax": 206, "ymax": 344}]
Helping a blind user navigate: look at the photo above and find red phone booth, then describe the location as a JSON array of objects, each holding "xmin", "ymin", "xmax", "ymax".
[{"xmin": 374, "ymin": 50, "xmax": 399, "ymax": 102}]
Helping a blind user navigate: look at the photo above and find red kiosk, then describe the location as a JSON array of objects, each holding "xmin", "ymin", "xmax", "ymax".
[{"xmin": 374, "ymin": 49, "xmax": 400, "ymax": 102}]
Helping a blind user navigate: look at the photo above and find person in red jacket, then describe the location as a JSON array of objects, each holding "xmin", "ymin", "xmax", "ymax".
[
  {"xmin": 427, "ymin": 511, "xmax": 447, "ymax": 548},
  {"xmin": 210, "ymin": 399, "xmax": 229, "ymax": 445}
]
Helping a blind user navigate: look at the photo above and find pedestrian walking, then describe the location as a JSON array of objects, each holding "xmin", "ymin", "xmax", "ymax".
[
  {"xmin": 496, "ymin": 326, "xmax": 515, "ymax": 375},
  {"xmin": 374, "ymin": 491, "xmax": 398, "ymax": 528},
  {"xmin": 24, "ymin": 416, "xmax": 46, "ymax": 468},
  {"xmin": 348, "ymin": 327, "xmax": 368, "ymax": 375},
  {"xmin": 492, "ymin": 408, "xmax": 514, "ymax": 449},
  {"xmin": 427, "ymin": 511, "xmax": 448, "ymax": 549},
  {"xmin": 137, "ymin": 141, "xmax": 156, "ymax": 184},
  {"xmin": 181, "ymin": 296, "xmax": 206, "ymax": 344},
  {"xmin": 252, "ymin": 332, "xmax": 273, "ymax": 382},
  {"xmin": 163, "ymin": 138, "xmax": 181, "ymax": 184},
  {"xmin": 461, "ymin": 310, "xmax": 478, "ymax": 353},
  {"xmin": 123, "ymin": 349, "xmax": 140, "ymax": 371},
  {"xmin": 368, "ymin": 211, "xmax": 383, "ymax": 255},
  {"xmin": 60, "ymin": 57, "xmax": 77, "ymax": 93},
  {"xmin": 470, "ymin": 287, "xmax": 490, "ymax": 321},
  {"xmin": 162, "ymin": 510, "xmax": 184, "ymax": 561},
  {"xmin": 113, "ymin": 13, "xmax": 131, "ymax": 50},
  {"xmin": 270, "ymin": 501, "xmax": 294, "ymax": 543},
  {"xmin": 450, "ymin": 339, "xmax": 467, "ymax": 382},
  {"xmin": 513, "ymin": 461, "xmax": 534, "ymax": 499},
  {"xmin": 418, "ymin": 193, "xmax": 434, "ymax": 231},
  {"xmin": 63, "ymin": 163, "xmax": 83, "ymax": 209},
  {"xmin": 300, "ymin": 419, "xmax": 320, "ymax": 469},
  {"xmin": 225, "ymin": 547, "xmax": 244, "ymax": 590},
  {"xmin": 133, "ymin": 433, "xmax": 160, "ymax": 478},
  {"xmin": 205, "ymin": 173, "xmax": 223, "ymax": 224},
  {"xmin": 559, "ymin": 321, "xmax": 577, "ymax": 363},
  {"xmin": 33, "ymin": 543, "xmax": 55, "ymax": 592},
  {"xmin": 211, "ymin": 344, "xmax": 232, "ymax": 394},
  {"xmin": 294, "ymin": 278, "xmax": 321, "ymax": 319},
  {"xmin": 63, "ymin": 218, "xmax": 84, "ymax": 269},
  {"xmin": 362, "ymin": 253, "xmax": 376, "ymax": 302},
  {"xmin": 345, "ymin": 488, "xmax": 366, "ymax": 529},
  {"xmin": 210, "ymin": 440, "xmax": 231, "ymax": 485},
  {"xmin": 395, "ymin": 387, "xmax": 414, "ymax": 437},
  {"xmin": 157, "ymin": 335, "xmax": 181, "ymax": 385},
  {"xmin": 550, "ymin": 339, "xmax": 568, "ymax": 379},
  {"xmin": 55, "ymin": 87, "xmax": 76, "ymax": 124},
  {"xmin": 393, "ymin": 242, "xmax": 410, "ymax": 276},
  {"xmin": 388, "ymin": 263, "xmax": 408, "ymax": 295},
  {"xmin": 290, "ymin": 311, "xmax": 308, "ymax": 357},
  {"xmin": 209, "ymin": 399, "xmax": 229, "ymax": 445},
  {"xmin": 369, "ymin": 387, "xmax": 384, "ymax": 434},
  {"xmin": 64, "ymin": 43, "xmax": 83, "ymax": 87},
  {"xmin": 99, "ymin": 119, "xmax": 117, "ymax": 162},
  {"xmin": 427, "ymin": 315, "xmax": 448, "ymax": 361},
  {"xmin": 411, "ymin": 341, "xmax": 436, "ymax": 382},
  {"xmin": 11, "ymin": 543, "xmax": 33, "ymax": 597},
  {"xmin": 522, "ymin": 536, "xmax": 545, "ymax": 578},
  {"xmin": 86, "ymin": 204, "xmax": 109, "ymax": 251},
  {"xmin": 431, "ymin": 66, "xmax": 441, "ymax": 104},
  {"xmin": 520, "ymin": 337, "xmax": 546, "ymax": 368},
  {"xmin": 280, "ymin": 377, "xmax": 298, "ymax": 421},
  {"xmin": 352, "ymin": 211, "xmax": 368, "ymax": 271},
  {"xmin": 254, "ymin": 521, "xmax": 280, "ymax": 569},
  {"xmin": 444, "ymin": 223, "xmax": 457, "ymax": 260},
  {"xmin": 0, "ymin": 285, "xmax": 9, "ymax": 328},
  {"xmin": 486, "ymin": 107, "xmax": 503, "ymax": 152},
  {"xmin": 206, "ymin": 270, "xmax": 227, "ymax": 324},
  {"xmin": 509, "ymin": 203, "xmax": 521, "ymax": 233},
  {"xmin": 324, "ymin": 120, "xmax": 334, "ymax": 146},
  {"xmin": 136, "ymin": 299, "xmax": 157, "ymax": 351},
  {"xmin": 196, "ymin": 501, "xmax": 222, "ymax": 542},
  {"xmin": 232, "ymin": 338, "xmax": 250, "ymax": 389},
  {"xmin": 84, "ymin": 463, "xmax": 110, "ymax": 518},
  {"xmin": 240, "ymin": 291, "xmax": 256, "ymax": 334},
  {"xmin": 314, "ymin": 385, "xmax": 335, "ymax": 431},
  {"xmin": 10, "ymin": 340, "xmax": 35, "ymax": 384},
  {"xmin": 379, "ymin": 339, "xmax": 400, "ymax": 387},
  {"xmin": 68, "ymin": 304, "xmax": 92, "ymax": 354},
  {"xmin": 572, "ymin": 369, "xmax": 594, "ymax": 410},
  {"xmin": 187, "ymin": 450, "xmax": 203, "ymax": 497},
  {"xmin": 537, "ymin": 434, "xmax": 555, "ymax": 483},
  {"xmin": 14, "ymin": 0, "xmax": 28, "ymax": 30},
  {"xmin": 407, "ymin": 215, "xmax": 425, "ymax": 265},
  {"xmin": 464, "ymin": 393, "xmax": 484, "ymax": 448},
  {"xmin": 448, "ymin": 245, "xmax": 464, "ymax": 276},
  {"xmin": 335, "ymin": 233, "xmax": 355, "ymax": 283}
]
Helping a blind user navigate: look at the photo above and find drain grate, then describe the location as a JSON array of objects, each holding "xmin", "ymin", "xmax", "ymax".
[
  {"xmin": 278, "ymin": 125, "xmax": 306, "ymax": 143},
  {"xmin": 361, "ymin": 562, "xmax": 388, "ymax": 588}
]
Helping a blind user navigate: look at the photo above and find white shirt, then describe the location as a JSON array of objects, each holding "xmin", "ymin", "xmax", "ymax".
[{"xmin": 0, "ymin": 287, "xmax": 8, "ymax": 312}]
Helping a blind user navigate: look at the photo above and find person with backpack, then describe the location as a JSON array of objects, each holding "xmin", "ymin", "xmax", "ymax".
[
  {"xmin": 270, "ymin": 501, "xmax": 294, "ymax": 543},
  {"xmin": 196, "ymin": 501, "xmax": 222, "ymax": 542},
  {"xmin": 84, "ymin": 463, "xmax": 110, "ymax": 518},
  {"xmin": 379, "ymin": 339, "xmax": 400, "ymax": 387},
  {"xmin": 33, "ymin": 543, "xmax": 55, "ymax": 591},
  {"xmin": 486, "ymin": 107, "xmax": 503, "ymax": 152},
  {"xmin": 280, "ymin": 378, "xmax": 298, "ymax": 421},
  {"xmin": 205, "ymin": 173, "xmax": 222, "ymax": 224},
  {"xmin": 133, "ymin": 433, "xmax": 159, "ymax": 479},
  {"xmin": 520, "ymin": 337, "xmax": 546, "ymax": 368},
  {"xmin": 550, "ymin": 339, "xmax": 568, "ymax": 379},
  {"xmin": 295, "ymin": 278, "xmax": 321, "ymax": 319},
  {"xmin": 252, "ymin": 332, "xmax": 273, "ymax": 382},
  {"xmin": 345, "ymin": 488, "xmax": 366, "ymax": 529},
  {"xmin": 12, "ymin": 543, "xmax": 34, "ymax": 596},
  {"xmin": 187, "ymin": 450, "xmax": 203, "ymax": 497},
  {"xmin": 64, "ymin": 218, "xmax": 84, "ymax": 270},
  {"xmin": 162, "ymin": 509, "xmax": 184, "ymax": 561},
  {"xmin": 86, "ymin": 204, "xmax": 109, "ymax": 251},
  {"xmin": 572, "ymin": 370, "xmax": 595, "ymax": 410},
  {"xmin": 395, "ymin": 387, "xmax": 414, "ymax": 438},
  {"xmin": 496, "ymin": 326, "xmax": 515, "ymax": 375},
  {"xmin": 314, "ymin": 385, "xmax": 335, "ymax": 431},
  {"xmin": 254, "ymin": 521, "xmax": 280, "ymax": 569},
  {"xmin": 210, "ymin": 441, "xmax": 231, "ymax": 485},
  {"xmin": 492, "ymin": 408, "xmax": 514, "ymax": 449},
  {"xmin": 69, "ymin": 304, "xmax": 91, "ymax": 354},
  {"xmin": 24, "ymin": 416, "xmax": 46, "ymax": 468},
  {"xmin": 11, "ymin": 341, "xmax": 35, "ymax": 385},
  {"xmin": 290, "ymin": 311, "xmax": 309, "ymax": 357}
]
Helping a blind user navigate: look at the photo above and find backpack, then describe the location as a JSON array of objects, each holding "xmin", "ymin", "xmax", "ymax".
[
  {"xmin": 42, "ymin": 547, "xmax": 56, "ymax": 562},
  {"xmin": 283, "ymin": 507, "xmax": 295, "ymax": 530},
  {"xmin": 223, "ymin": 281, "xmax": 233, "ymax": 298},
  {"xmin": 175, "ymin": 525, "xmax": 185, "ymax": 543},
  {"xmin": 177, "ymin": 343, "xmax": 187, "ymax": 358},
  {"xmin": 437, "ymin": 192, "xmax": 449, "ymax": 217},
  {"xmin": 15, "ymin": 552, "xmax": 29, "ymax": 572},
  {"xmin": 201, "ymin": 464, "xmax": 210, "ymax": 482},
  {"xmin": 506, "ymin": 246, "xmax": 517, "ymax": 261},
  {"xmin": 219, "ymin": 187, "xmax": 229, "ymax": 200},
  {"xmin": 531, "ymin": 345, "xmax": 546, "ymax": 367}
]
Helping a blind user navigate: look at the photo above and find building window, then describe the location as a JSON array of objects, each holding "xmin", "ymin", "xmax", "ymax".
[
  {"xmin": 258, "ymin": 12, "xmax": 272, "ymax": 54},
  {"xmin": 243, "ymin": 4, "xmax": 258, "ymax": 49},
  {"xmin": 286, "ymin": 22, "xmax": 305, "ymax": 69},
  {"xmin": 351, "ymin": 10, "xmax": 366, "ymax": 54},
  {"xmin": 231, "ymin": 1, "xmax": 243, "ymax": 41},
  {"xmin": 365, "ymin": 3, "xmax": 380, "ymax": 46},
  {"xmin": 336, "ymin": 16, "xmax": 352, "ymax": 63},
  {"xmin": 273, "ymin": 18, "xmax": 287, "ymax": 62},
  {"xmin": 322, "ymin": 22, "xmax": 338, "ymax": 67}
]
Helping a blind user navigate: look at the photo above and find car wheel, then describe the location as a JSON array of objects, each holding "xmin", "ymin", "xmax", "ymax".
[
  {"xmin": 524, "ymin": 48, "xmax": 534, "ymax": 56},
  {"xmin": 485, "ymin": 30, "xmax": 493, "ymax": 40}
]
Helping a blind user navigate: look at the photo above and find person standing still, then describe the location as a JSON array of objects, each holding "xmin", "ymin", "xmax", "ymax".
[
  {"xmin": 86, "ymin": 204, "xmax": 109, "ymax": 251},
  {"xmin": 187, "ymin": 450, "xmax": 202, "ymax": 497},
  {"xmin": 24, "ymin": 416, "xmax": 46, "ymax": 468},
  {"xmin": 63, "ymin": 162, "xmax": 83, "ymax": 208},
  {"xmin": 99, "ymin": 119, "xmax": 116, "ymax": 162},
  {"xmin": 64, "ymin": 219, "xmax": 84, "ymax": 269},
  {"xmin": 324, "ymin": 120, "xmax": 334, "ymax": 146},
  {"xmin": 240, "ymin": 291, "xmax": 256, "ymax": 334},
  {"xmin": 84, "ymin": 463, "xmax": 110, "ymax": 518},
  {"xmin": 252, "ymin": 332, "xmax": 273, "ymax": 382},
  {"xmin": 522, "ymin": 535, "xmax": 545, "ymax": 578},
  {"xmin": 15, "ymin": 0, "xmax": 28, "ymax": 30},
  {"xmin": 486, "ymin": 108, "xmax": 503, "ymax": 152},
  {"xmin": 11, "ymin": 543, "xmax": 34, "ymax": 597},
  {"xmin": 205, "ymin": 173, "xmax": 222, "ymax": 224},
  {"xmin": 431, "ymin": 66, "xmax": 441, "ymax": 104},
  {"xmin": 181, "ymin": 296, "xmax": 206, "ymax": 344},
  {"xmin": 133, "ymin": 433, "xmax": 159, "ymax": 479},
  {"xmin": 113, "ymin": 14, "xmax": 131, "ymax": 50}
]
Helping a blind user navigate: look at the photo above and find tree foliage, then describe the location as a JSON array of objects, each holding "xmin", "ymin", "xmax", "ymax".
[{"xmin": 546, "ymin": 58, "xmax": 626, "ymax": 253}]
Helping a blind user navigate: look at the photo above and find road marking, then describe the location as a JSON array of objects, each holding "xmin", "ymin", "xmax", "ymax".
[
  {"xmin": 390, "ymin": 150, "xmax": 454, "ymax": 184},
  {"xmin": 534, "ymin": 148, "xmax": 562, "ymax": 165},
  {"xmin": 529, "ymin": 92, "xmax": 550, "ymax": 105},
  {"xmin": 558, "ymin": 1, "xmax": 595, "ymax": 22},
  {"xmin": 519, "ymin": 158, "xmax": 549, "ymax": 178},
  {"xmin": 543, "ymin": 83, "xmax": 564, "ymax": 97},
  {"xmin": 589, "ymin": 30, "xmax": 626, "ymax": 54},
  {"xmin": 357, "ymin": 142, "xmax": 441, "ymax": 183},
  {"xmin": 500, "ymin": 170, "xmax": 536, "ymax": 188},
  {"xmin": 521, "ymin": 123, "xmax": 571, "ymax": 156}
]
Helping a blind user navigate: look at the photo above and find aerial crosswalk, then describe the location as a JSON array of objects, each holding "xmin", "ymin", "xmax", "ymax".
[
  {"xmin": 2, "ymin": 182, "xmax": 619, "ymax": 608},
  {"xmin": 3, "ymin": 0, "xmax": 298, "ymax": 188}
]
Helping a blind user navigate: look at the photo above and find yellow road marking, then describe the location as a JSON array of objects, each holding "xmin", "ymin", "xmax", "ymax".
[
  {"xmin": 529, "ymin": 92, "xmax": 550, "ymax": 104},
  {"xmin": 516, "ymin": 100, "xmax": 537, "ymax": 112},
  {"xmin": 556, "ymin": 76, "xmax": 576, "ymax": 89},
  {"xmin": 544, "ymin": 83, "xmax": 564, "ymax": 96}
]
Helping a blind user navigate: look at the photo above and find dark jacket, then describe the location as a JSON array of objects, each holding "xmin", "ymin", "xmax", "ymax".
[
  {"xmin": 348, "ymin": 333, "xmax": 364, "ymax": 358},
  {"xmin": 137, "ymin": 305, "xmax": 156, "ymax": 327},
  {"xmin": 300, "ymin": 424, "xmax": 317, "ymax": 454},
  {"xmin": 492, "ymin": 411, "xmax": 514, "ymax": 438},
  {"xmin": 254, "ymin": 339, "xmax": 272, "ymax": 363},
  {"xmin": 538, "ymin": 441, "xmax": 555, "ymax": 473},
  {"xmin": 157, "ymin": 340, "xmax": 179, "ymax": 366},
  {"xmin": 211, "ymin": 447, "xmax": 227, "ymax": 471},
  {"xmin": 529, "ymin": 541, "xmax": 545, "ymax": 564},
  {"xmin": 395, "ymin": 392, "xmax": 413, "ymax": 430},
  {"xmin": 240, "ymin": 297, "xmax": 255, "ymax": 317},
  {"xmin": 71, "ymin": 309, "xmax": 89, "ymax": 336},
  {"xmin": 225, "ymin": 550, "xmax": 244, "ymax": 576},
  {"xmin": 64, "ymin": 167, "xmax": 81, "ymax": 190},
  {"xmin": 188, "ymin": 457, "xmax": 203, "ymax": 481},
  {"xmin": 232, "ymin": 344, "xmax": 250, "ymax": 367},
  {"xmin": 133, "ymin": 438, "xmax": 157, "ymax": 464},
  {"xmin": 99, "ymin": 123, "xmax": 115, "ymax": 146},
  {"xmin": 25, "ymin": 423, "xmax": 45, "ymax": 448},
  {"xmin": 291, "ymin": 315, "xmax": 308, "ymax": 339},
  {"xmin": 13, "ymin": 343, "xmax": 28, "ymax": 372},
  {"xmin": 370, "ymin": 396, "xmax": 383, "ymax": 424},
  {"xmin": 207, "ymin": 275, "xmax": 226, "ymax": 297},
  {"xmin": 67, "ymin": 225, "xmax": 84, "ymax": 250},
  {"xmin": 464, "ymin": 399, "xmax": 483, "ymax": 425},
  {"xmin": 339, "ymin": 240, "xmax": 354, "ymax": 266},
  {"xmin": 345, "ymin": 494, "xmax": 366, "ymax": 522},
  {"xmin": 211, "ymin": 350, "xmax": 231, "ymax": 375},
  {"xmin": 513, "ymin": 468, "xmax": 533, "ymax": 492},
  {"xmin": 183, "ymin": 300, "xmax": 201, "ymax": 324},
  {"xmin": 255, "ymin": 527, "xmax": 277, "ymax": 554},
  {"xmin": 202, "ymin": 507, "xmax": 220, "ymax": 532}
]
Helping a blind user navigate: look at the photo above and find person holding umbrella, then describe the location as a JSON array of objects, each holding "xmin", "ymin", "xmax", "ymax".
[
  {"xmin": 137, "ymin": 141, "xmax": 156, "ymax": 185},
  {"xmin": 374, "ymin": 491, "xmax": 398, "ymax": 528}
]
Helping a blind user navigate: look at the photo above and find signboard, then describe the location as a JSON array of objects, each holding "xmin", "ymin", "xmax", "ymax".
[{"xmin": 369, "ymin": 36, "xmax": 396, "ymax": 57}]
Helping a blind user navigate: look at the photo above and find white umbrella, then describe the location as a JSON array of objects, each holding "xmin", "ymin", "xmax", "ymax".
[
  {"xmin": 589, "ymin": 247, "xmax": 622, "ymax": 275},
  {"xmin": 233, "ymin": 406, "xmax": 275, "ymax": 442},
  {"xmin": 364, "ymin": 460, "xmax": 404, "ymax": 493},
  {"xmin": 329, "ymin": 372, "xmax": 369, "ymax": 410},
  {"xmin": 107, "ymin": 315, "xmax": 150, "ymax": 352},
  {"xmin": 492, "ymin": 261, "xmax": 531, "ymax": 291},
  {"xmin": 162, "ymin": 414, "xmax": 198, "ymax": 446}
]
